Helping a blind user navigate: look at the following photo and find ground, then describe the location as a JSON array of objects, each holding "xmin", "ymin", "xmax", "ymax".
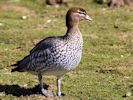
[{"xmin": 0, "ymin": 0, "xmax": 133, "ymax": 100}]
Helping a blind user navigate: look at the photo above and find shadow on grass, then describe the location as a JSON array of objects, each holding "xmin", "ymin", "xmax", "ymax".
[{"xmin": 0, "ymin": 84, "xmax": 48, "ymax": 97}]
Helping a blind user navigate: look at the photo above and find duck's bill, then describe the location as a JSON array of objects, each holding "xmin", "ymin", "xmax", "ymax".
[{"xmin": 85, "ymin": 15, "xmax": 93, "ymax": 21}]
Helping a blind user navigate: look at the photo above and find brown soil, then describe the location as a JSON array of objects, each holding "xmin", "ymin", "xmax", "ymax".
[{"xmin": 0, "ymin": 3, "xmax": 36, "ymax": 16}]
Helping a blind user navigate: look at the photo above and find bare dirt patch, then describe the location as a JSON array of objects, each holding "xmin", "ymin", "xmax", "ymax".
[{"xmin": 0, "ymin": 3, "xmax": 36, "ymax": 16}]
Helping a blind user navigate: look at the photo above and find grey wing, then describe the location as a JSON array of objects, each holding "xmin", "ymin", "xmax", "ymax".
[
  {"xmin": 29, "ymin": 48, "xmax": 53, "ymax": 72},
  {"xmin": 28, "ymin": 38, "xmax": 55, "ymax": 72},
  {"xmin": 30, "ymin": 37, "xmax": 54, "ymax": 54},
  {"xmin": 12, "ymin": 37, "xmax": 58, "ymax": 72}
]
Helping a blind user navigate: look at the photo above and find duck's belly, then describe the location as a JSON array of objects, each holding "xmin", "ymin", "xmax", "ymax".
[
  {"xmin": 43, "ymin": 50, "xmax": 82, "ymax": 76},
  {"xmin": 28, "ymin": 49, "xmax": 82, "ymax": 76}
]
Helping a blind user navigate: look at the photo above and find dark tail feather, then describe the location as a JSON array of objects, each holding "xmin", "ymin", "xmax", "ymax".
[
  {"xmin": 11, "ymin": 66, "xmax": 24, "ymax": 72},
  {"xmin": 11, "ymin": 62, "xmax": 20, "ymax": 72},
  {"xmin": 11, "ymin": 67, "xmax": 19, "ymax": 72},
  {"xmin": 10, "ymin": 62, "xmax": 19, "ymax": 72},
  {"xmin": 11, "ymin": 55, "xmax": 30, "ymax": 72},
  {"xmin": 11, "ymin": 63, "xmax": 18, "ymax": 66},
  {"xmin": 11, "ymin": 63, "xmax": 23, "ymax": 72}
]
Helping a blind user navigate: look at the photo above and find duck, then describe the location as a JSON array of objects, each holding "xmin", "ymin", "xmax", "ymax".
[{"xmin": 11, "ymin": 7, "xmax": 92, "ymax": 97}]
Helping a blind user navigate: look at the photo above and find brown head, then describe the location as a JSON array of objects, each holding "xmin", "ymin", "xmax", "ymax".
[{"xmin": 66, "ymin": 7, "xmax": 92, "ymax": 28}]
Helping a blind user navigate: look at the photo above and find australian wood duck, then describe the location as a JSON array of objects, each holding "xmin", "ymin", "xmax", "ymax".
[{"xmin": 11, "ymin": 7, "xmax": 92, "ymax": 97}]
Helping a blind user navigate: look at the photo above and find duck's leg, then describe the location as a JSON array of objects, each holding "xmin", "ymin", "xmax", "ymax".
[
  {"xmin": 57, "ymin": 78, "xmax": 61, "ymax": 96},
  {"xmin": 38, "ymin": 74, "xmax": 54, "ymax": 97}
]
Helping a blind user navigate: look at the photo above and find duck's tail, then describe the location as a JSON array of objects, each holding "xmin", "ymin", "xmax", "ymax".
[{"xmin": 11, "ymin": 55, "xmax": 30, "ymax": 72}]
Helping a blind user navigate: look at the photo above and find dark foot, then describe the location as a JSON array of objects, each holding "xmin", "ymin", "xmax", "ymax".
[
  {"xmin": 57, "ymin": 93, "xmax": 65, "ymax": 97},
  {"xmin": 41, "ymin": 89, "xmax": 54, "ymax": 97},
  {"xmin": 61, "ymin": 93, "xmax": 65, "ymax": 96}
]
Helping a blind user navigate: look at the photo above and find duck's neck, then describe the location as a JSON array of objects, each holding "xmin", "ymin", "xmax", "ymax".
[
  {"xmin": 65, "ymin": 24, "xmax": 81, "ymax": 37},
  {"xmin": 67, "ymin": 24, "xmax": 79, "ymax": 33}
]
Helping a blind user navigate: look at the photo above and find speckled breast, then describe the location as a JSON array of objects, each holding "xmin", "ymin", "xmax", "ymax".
[
  {"xmin": 52, "ymin": 39, "xmax": 83, "ymax": 72},
  {"xmin": 49, "ymin": 34, "xmax": 83, "ymax": 75}
]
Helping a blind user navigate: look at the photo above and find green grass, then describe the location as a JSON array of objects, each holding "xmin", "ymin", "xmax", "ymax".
[{"xmin": 0, "ymin": 0, "xmax": 133, "ymax": 99}]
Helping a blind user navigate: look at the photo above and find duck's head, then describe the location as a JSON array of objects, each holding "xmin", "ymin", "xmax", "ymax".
[{"xmin": 66, "ymin": 7, "xmax": 92, "ymax": 28}]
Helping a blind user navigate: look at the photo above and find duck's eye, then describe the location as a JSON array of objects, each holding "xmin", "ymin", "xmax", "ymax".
[
  {"xmin": 78, "ymin": 12, "xmax": 86, "ymax": 17},
  {"xmin": 77, "ymin": 10, "xmax": 86, "ymax": 16},
  {"xmin": 78, "ymin": 12, "xmax": 85, "ymax": 15}
]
